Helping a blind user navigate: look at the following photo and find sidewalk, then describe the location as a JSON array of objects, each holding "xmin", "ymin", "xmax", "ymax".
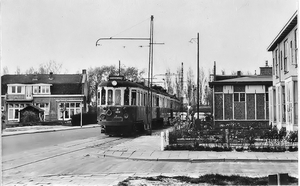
[
  {"xmin": 99, "ymin": 135, "xmax": 298, "ymax": 163},
  {"xmin": 2, "ymin": 125, "xmax": 298, "ymax": 163},
  {"xmin": 2, "ymin": 124, "xmax": 100, "ymax": 137}
]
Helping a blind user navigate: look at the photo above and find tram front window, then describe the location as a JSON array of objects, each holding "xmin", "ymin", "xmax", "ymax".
[
  {"xmin": 108, "ymin": 89, "xmax": 113, "ymax": 105},
  {"xmin": 115, "ymin": 89, "xmax": 121, "ymax": 105},
  {"xmin": 124, "ymin": 88, "xmax": 129, "ymax": 105},
  {"xmin": 131, "ymin": 90, "xmax": 136, "ymax": 105}
]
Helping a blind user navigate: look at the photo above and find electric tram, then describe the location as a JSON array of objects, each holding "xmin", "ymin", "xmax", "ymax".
[{"xmin": 97, "ymin": 75, "xmax": 180, "ymax": 136}]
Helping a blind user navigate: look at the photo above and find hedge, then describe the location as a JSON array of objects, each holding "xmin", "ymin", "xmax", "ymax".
[{"xmin": 71, "ymin": 113, "xmax": 97, "ymax": 126}]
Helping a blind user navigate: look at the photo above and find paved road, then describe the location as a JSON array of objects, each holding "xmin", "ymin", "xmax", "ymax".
[
  {"xmin": 2, "ymin": 126, "xmax": 102, "ymax": 155},
  {"xmin": 3, "ymin": 146, "xmax": 298, "ymax": 186},
  {"xmin": 2, "ymin": 132, "xmax": 298, "ymax": 186}
]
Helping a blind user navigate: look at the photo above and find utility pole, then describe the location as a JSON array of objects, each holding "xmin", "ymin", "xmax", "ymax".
[
  {"xmin": 197, "ymin": 33, "xmax": 199, "ymax": 120},
  {"xmin": 148, "ymin": 15, "xmax": 154, "ymax": 135}
]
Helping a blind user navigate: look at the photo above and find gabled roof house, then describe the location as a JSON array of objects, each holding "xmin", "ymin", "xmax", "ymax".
[{"xmin": 1, "ymin": 70, "xmax": 89, "ymax": 125}]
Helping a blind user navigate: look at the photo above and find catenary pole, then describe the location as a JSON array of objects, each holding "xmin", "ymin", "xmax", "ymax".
[{"xmin": 197, "ymin": 33, "xmax": 199, "ymax": 120}]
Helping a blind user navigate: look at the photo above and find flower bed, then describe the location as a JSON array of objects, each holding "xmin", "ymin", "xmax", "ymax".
[{"xmin": 167, "ymin": 121, "xmax": 298, "ymax": 152}]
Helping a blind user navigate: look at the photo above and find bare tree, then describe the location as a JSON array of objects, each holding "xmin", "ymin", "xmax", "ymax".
[
  {"xmin": 185, "ymin": 67, "xmax": 195, "ymax": 106},
  {"xmin": 164, "ymin": 68, "xmax": 174, "ymax": 95},
  {"xmin": 38, "ymin": 60, "xmax": 63, "ymax": 74},
  {"xmin": 221, "ymin": 68, "xmax": 226, "ymax": 75},
  {"xmin": 25, "ymin": 67, "xmax": 35, "ymax": 74},
  {"xmin": 174, "ymin": 67, "xmax": 181, "ymax": 99},
  {"xmin": 15, "ymin": 66, "xmax": 21, "ymax": 74},
  {"xmin": 2, "ymin": 66, "xmax": 9, "ymax": 75},
  {"xmin": 24, "ymin": 61, "xmax": 65, "ymax": 74}
]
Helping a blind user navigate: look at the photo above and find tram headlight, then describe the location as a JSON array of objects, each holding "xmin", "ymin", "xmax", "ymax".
[
  {"xmin": 106, "ymin": 109, "xmax": 113, "ymax": 116},
  {"xmin": 124, "ymin": 113, "xmax": 129, "ymax": 119}
]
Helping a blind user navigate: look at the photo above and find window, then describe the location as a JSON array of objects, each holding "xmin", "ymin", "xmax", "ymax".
[
  {"xmin": 240, "ymin": 93, "xmax": 245, "ymax": 102},
  {"xmin": 97, "ymin": 92, "xmax": 100, "ymax": 105},
  {"xmin": 234, "ymin": 86, "xmax": 245, "ymax": 102},
  {"xmin": 290, "ymin": 40, "xmax": 293, "ymax": 65},
  {"xmin": 7, "ymin": 104, "xmax": 24, "ymax": 121},
  {"xmin": 281, "ymin": 51, "xmax": 283, "ymax": 70},
  {"xmin": 107, "ymin": 90, "xmax": 113, "ymax": 105},
  {"xmin": 273, "ymin": 58, "xmax": 275, "ymax": 75},
  {"xmin": 125, "ymin": 88, "xmax": 131, "ymax": 105},
  {"xmin": 295, "ymin": 29, "xmax": 298, "ymax": 65},
  {"xmin": 32, "ymin": 85, "xmax": 50, "ymax": 94},
  {"xmin": 9, "ymin": 85, "xmax": 23, "ymax": 94},
  {"xmin": 214, "ymin": 85, "xmax": 223, "ymax": 92},
  {"xmin": 115, "ymin": 89, "xmax": 121, "ymax": 105},
  {"xmin": 131, "ymin": 90, "xmax": 136, "ymax": 105},
  {"xmin": 282, "ymin": 86, "xmax": 286, "ymax": 122},
  {"xmin": 137, "ymin": 91, "xmax": 140, "ymax": 106},
  {"xmin": 58, "ymin": 102, "xmax": 81, "ymax": 120},
  {"xmin": 294, "ymin": 81, "xmax": 298, "ymax": 124},
  {"xmin": 124, "ymin": 88, "xmax": 129, "ymax": 105},
  {"xmin": 275, "ymin": 50, "xmax": 278, "ymax": 77},
  {"xmin": 284, "ymin": 40, "xmax": 288, "ymax": 72},
  {"xmin": 101, "ymin": 88, "xmax": 106, "ymax": 105}
]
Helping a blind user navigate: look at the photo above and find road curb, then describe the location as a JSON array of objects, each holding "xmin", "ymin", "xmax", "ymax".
[
  {"xmin": 100, "ymin": 153, "xmax": 298, "ymax": 163},
  {"xmin": 2, "ymin": 125, "xmax": 100, "ymax": 137}
]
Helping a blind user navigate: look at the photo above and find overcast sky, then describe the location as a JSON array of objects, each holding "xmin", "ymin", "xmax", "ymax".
[{"xmin": 2, "ymin": 0, "xmax": 298, "ymax": 81}]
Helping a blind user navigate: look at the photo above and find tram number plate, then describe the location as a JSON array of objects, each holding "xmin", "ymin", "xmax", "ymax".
[{"xmin": 115, "ymin": 110, "xmax": 121, "ymax": 114}]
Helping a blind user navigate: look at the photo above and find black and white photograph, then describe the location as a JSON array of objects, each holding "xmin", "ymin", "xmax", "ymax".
[{"xmin": 1, "ymin": 0, "xmax": 298, "ymax": 185}]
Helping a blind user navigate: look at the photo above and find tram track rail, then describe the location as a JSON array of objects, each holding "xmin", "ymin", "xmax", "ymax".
[{"xmin": 3, "ymin": 136, "xmax": 129, "ymax": 171}]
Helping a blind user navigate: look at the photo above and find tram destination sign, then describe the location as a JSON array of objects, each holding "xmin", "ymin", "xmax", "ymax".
[{"xmin": 108, "ymin": 76, "xmax": 125, "ymax": 80}]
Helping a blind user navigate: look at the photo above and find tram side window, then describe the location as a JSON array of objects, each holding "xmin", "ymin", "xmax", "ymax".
[
  {"xmin": 131, "ymin": 90, "xmax": 137, "ymax": 105},
  {"xmin": 101, "ymin": 88, "xmax": 106, "ymax": 105},
  {"xmin": 115, "ymin": 89, "xmax": 121, "ymax": 105},
  {"xmin": 108, "ymin": 90, "xmax": 113, "ymax": 105},
  {"xmin": 156, "ymin": 97, "xmax": 159, "ymax": 106},
  {"xmin": 124, "ymin": 88, "xmax": 129, "ymax": 105},
  {"xmin": 137, "ymin": 91, "xmax": 140, "ymax": 106}
]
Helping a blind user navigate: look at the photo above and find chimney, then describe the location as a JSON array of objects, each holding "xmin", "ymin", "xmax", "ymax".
[
  {"xmin": 82, "ymin": 69, "xmax": 86, "ymax": 74},
  {"xmin": 49, "ymin": 72, "xmax": 53, "ymax": 80},
  {"xmin": 265, "ymin": 60, "xmax": 269, "ymax": 67},
  {"xmin": 237, "ymin": 71, "xmax": 241, "ymax": 77}
]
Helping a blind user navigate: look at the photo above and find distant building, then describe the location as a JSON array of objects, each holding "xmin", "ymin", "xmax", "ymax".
[
  {"xmin": 209, "ymin": 63, "xmax": 272, "ymax": 128},
  {"xmin": 267, "ymin": 11, "xmax": 298, "ymax": 131},
  {"xmin": 1, "ymin": 70, "xmax": 89, "ymax": 125}
]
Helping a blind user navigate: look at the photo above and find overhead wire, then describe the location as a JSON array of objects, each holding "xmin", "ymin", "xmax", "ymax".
[{"xmin": 110, "ymin": 17, "xmax": 150, "ymax": 38}]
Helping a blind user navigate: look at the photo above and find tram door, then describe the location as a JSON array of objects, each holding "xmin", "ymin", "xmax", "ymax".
[{"xmin": 156, "ymin": 97, "xmax": 160, "ymax": 119}]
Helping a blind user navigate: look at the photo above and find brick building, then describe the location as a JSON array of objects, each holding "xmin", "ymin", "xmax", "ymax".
[
  {"xmin": 209, "ymin": 63, "xmax": 272, "ymax": 128},
  {"xmin": 267, "ymin": 11, "xmax": 298, "ymax": 131},
  {"xmin": 1, "ymin": 70, "xmax": 89, "ymax": 125}
]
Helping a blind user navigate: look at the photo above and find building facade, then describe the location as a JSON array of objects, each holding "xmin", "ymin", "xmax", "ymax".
[
  {"xmin": 267, "ymin": 11, "xmax": 298, "ymax": 132},
  {"xmin": 1, "ymin": 70, "xmax": 89, "ymax": 125},
  {"xmin": 209, "ymin": 64, "xmax": 272, "ymax": 128}
]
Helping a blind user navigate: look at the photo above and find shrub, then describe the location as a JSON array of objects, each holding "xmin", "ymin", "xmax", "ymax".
[
  {"xmin": 71, "ymin": 113, "xmax": 97, "ymax": 126},
  {"xmin": 21, "ymin": 110, "xmax": 40, "ymax": 125}
]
